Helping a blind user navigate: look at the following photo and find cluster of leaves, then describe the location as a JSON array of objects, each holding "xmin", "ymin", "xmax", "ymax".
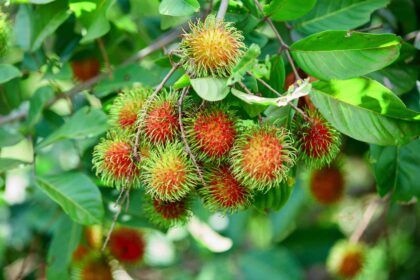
[{"xmin": 0, "ymin": 0, "xmax": 419, "ymax": 279}]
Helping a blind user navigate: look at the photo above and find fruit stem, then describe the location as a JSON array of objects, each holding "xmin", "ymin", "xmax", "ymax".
[
  {"xmin": 178, "ymin": 86, "xmax": 207, "ymax": 187},
  {"xmin": 253, "ymin": 0, "xmax": 301, "ymax": 81}
]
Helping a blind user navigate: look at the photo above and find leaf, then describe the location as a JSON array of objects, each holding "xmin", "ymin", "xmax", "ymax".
[
  {"xmin": 36, "ymin": 172, "xmax": 104, "ymax": 225},
  {"xmin": 160, "ymin": 14, "xmax": 189, "ymax": 30},
  {"xmin": 14, "ymin": 5, "xmax": 32, "ymax": 51},
  {"xmin": 264, "ymin": 0, "xmax": 317, "ymax": 21},
  {"xmin": 46, "ymin": 215, "xmax": 81, "ymax": 280},
  {"xmin": 269, "ymin": 55, "xmax": 285, "ymax": 94},
  {"xmin": 311, "ymin": 78, "xmax": 420, "ymax": 145},
  {"xmin": 232, "ymin": 88, "xmax": 278, "ymax": 106},
  {"xmin": 26, "ymin": 86, "xmax": 54, "ymax": 127},
  {"xmin": 37, "ymin": 107, "xmax": 108, "ymax": 148},
  {"xmin": 290, "ymin": 31, "xmax": 401, "ymax": 80},
  {"xmin": 79, "ymin": 0, "xmax": 114, "ymax": 44},
  {"xmin": 191, "ymin": 77, "xmax": 230, "ymax": 101},
  {"xmin": 159, "ymin": 0, "xmax": 199, "ymax": 16},
  {"xmin": 0, "ymin": 128, "xmax": 24, "ymax": 148},
  {"xmin": 370, "ymin": 139, "xmax": 420, "ymax": 201},
  {"xmin": 0, "ymin": 64, "xmax": 22, "ymax": 84},
  {"xmin": 294, "ymin": 0, "xmax": 390, "ymax": 34},
  {"xmin": 227, "ymin": 43, "xmax": 261, "ymax": 86},
  {"xmin": 0, "ymin": 158, "xmax": 30, "ymax": 173}
]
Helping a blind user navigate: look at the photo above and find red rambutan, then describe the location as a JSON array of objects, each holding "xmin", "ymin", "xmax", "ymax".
[
  {"xmin": 141, "ymin": 141, "xmax": 198, "ymax": 201},
  {"xmin": 144, "ymin": 196, "xmax": 192, "ymax": 228},
  {"xmin": 294, "ymin": 110, "xmax": 341, "ymax": 168},
  {"xmin": 310, "ymin": 165, "xmax": 345, "ymax": 205},
  {"xmin": 71, "ymin": 58, "xmax": 100, "ymax": 82},
  {"xmin": 186, "ymin": 106, "xmax": 237, "ymax": 163},
  {"xmin": 201, "ymin": 165, "xmax": 252, "ymax": 212},
  {"xmin": 72, "ymin": 245, "xmax": 91, "ymax": 263},
  {"xmin": 327, "ymin": 240, "xmax": 366, "ymax": 279},
  {"xmin": 108, "ymin": 227, "xmax": 146, "ymax": 264},
  {"xmin": 230, "ymin": 123, "xmax": 296, "ymax": 191}
]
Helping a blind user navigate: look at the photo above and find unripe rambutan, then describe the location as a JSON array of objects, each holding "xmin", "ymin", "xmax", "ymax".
[
  {"xmin": 77, "ymin": 259, "xmax": 113, "ymax": 280},
  {"xmin": 327, "ymin": 240, "xmax": 366, "ymax": 279},
  {"xmin": 109, "ymin": 87, "xmax": 151, "ymax": 131},
  {"xmin": 0, "ymin": 13, "xmax": 10, "ymax": 57},
  {"xmin": 71, "ymin": 57, "xmax": 101, "ymax": 81},
  {"xmin": 144, "ymin": 90, "xmax": 180, "ymax": 145},
  {"xmin": 92, "ymin": 131, "xmax": 142, "ymax": 188},
  {"xmin": 144, "ymin": 196, "xmax": 192, "ymax": 228},
  {"xmin": 108, "ymin": 227, "xmax": 146, "ymax": 264},
  {"xmin": 294, "ymin": 110, "xmax": 341, "ymax": 168},
  {"xmin": 142, "ymin": 141, "xmax": 198, "ymax": 201},
  {"xmin": 230, "ymin": 124, "xmax": 296, "ymax": 191},
  {"xmin": 186, "ymin": 106, "xmax": 237, "ymax": 163},
  {"xmin": 180, "ymin": 15, "xmax": 245, "ymax": 77},
  {"xmin": 310, "ymin": 165, "xmax": 345, "ymax": 205},
  {"xmin": 201, "ymin": 165, "xmax": 252, "ymax": 212}
]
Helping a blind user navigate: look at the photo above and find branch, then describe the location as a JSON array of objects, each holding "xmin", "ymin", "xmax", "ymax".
[
  {"xmin": 216, "ymin": 0, "xmax": 229, "ymax": 20},
  {"xmin": 97, "ymin": 38, "xmax": 112, "ymax": 79},
  {"xmin": 253, "ymin": 0, "xmax": 301, "ymax": 80}
]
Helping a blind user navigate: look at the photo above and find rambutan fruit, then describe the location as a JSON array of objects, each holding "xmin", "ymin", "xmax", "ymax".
[
  {"xmin": 327, "ymin": 240, "xmax": 366, "ymax": 279},
  {"xmin": 230, "ymin": 124, "xmax": 296, "ymax": 191},
  {"xmin": 144, "ymin": 90, "xmax": 180, "ymax": 145},
  {"xmin": 71, "ymin": 57, "xmax": 101, "ymax": 81},
  {"xmin": 142, "ymin": 141, "xmax": 198, "ymax": 201},
  {"xmin": 310, "ymin": 165, "xmax": 345, "ymax": 205},
  {"xmin": 108, "ymin": 227, "xmax": 146, "ymax": 265},
  {"xmin": 72, "ymin": 245, "xmax": 91, "ymax": 263},
  {"xmin": 92, "ymin": 131, "xmax": 142, "ymax": 188},
  {"xmin": 185, "ymin": 106, "xmax": 237, "ymax": 163},
  {"xmin": 293, "ymin": 110, "xmax": 341, "ymax": 168},
  {"xmin": 180, "ymin": 15, "xmax": 245, "ymax": 77},
  {"xmin": 144, "ymin": 196, "xmax": 192, "ymax": 228},
  {"xmin": 77, "ymin": 259, "xmax": 113, "ymax": 280},
  {"xmin": 109, "ymin": 87, "xmax": 151, "ymax": 131},
  {"xmin": 201, "ymin": 165, "xmax": 252, "ymax": 212},
  {"xmin": 0, "ymin": 12, "xmax": 9, "ymax": 57}
]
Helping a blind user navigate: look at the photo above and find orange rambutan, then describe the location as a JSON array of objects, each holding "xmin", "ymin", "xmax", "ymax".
[
  {"xmin": 310, "ymin": 165, "xmax": 345, "ymax": 205},
  {"xmin": 108, "ymin": 227, "xmax": 145, "ymax": 264},
  {"xmin": 144, "ymin": 196, "xmax": 192, "ymax": 228},
  {"xmin": 327, "ymin": 240, "xmax": 366, "ymax": 279},
  {"xmin": 71, "ymin": 57, "xmax": 100, "ymax": 82},
  {"xmin": 78, "ymin": 259, "xmax": 113, "ymax": 280}
]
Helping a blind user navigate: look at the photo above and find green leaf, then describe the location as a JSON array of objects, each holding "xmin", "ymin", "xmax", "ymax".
[
  {"xmin": 290, "ymin": 31, "xmax": 401, "ymax": 80},
  {"xmin": 294, "ymin": 0, "xmax": 390, "ymax": 34},
  {"xmin": 26, "ymin": 86, "xmax": 54, "ymax": 127},
  {"xmin": 370, "ymin": 140, "xmax": 420, "ymax": 201},
  {"xmin": 14, "ymin": 5, "xmax": 32, "ymax": 51},
  {"xmin": 36, "ymin": 172, "xmax": 104, "ymax": 225},
  {"xmin": 191, "ymin": 77, "xmax": 230, "ymax": 101},
  {"xmin": 37, "ymin": 107, "xmax": 108, "ymax": 148},
  {"xmin": 0, "ymin": 158, "xmax": 30, "ymax": 173},
  {"xmin": 159, "ymin": 0, "xmax": 199, "ymax": 16},
  {"xmin": 311, "ymin": 78, "xmax": 420, "ymax": 145},
  {"xmin": 79, "ymin": 0, "xmax": 114, "ymax": 44},
  {"xmin": 47, "ymin": 215, "xmax": 81, "ymax": 280},
  {"xmin": 0, "ymin": 64, "xmax": 22, "ymax": 84},
  {"xmin": 160, "ymin": 14, "xmax": 189, "ymax": 30},
  {"xmin": 269, "ymin": 55, "xmax": 285, "ymax": 93},
  {"xmin": 227, "ymin": 43, "xmax": 261, "ymax": 86},
  {"xmin": 264, "ymin": 0, "xmax": 316, "ymax": 21},
  {"xmin": 0, "ymin": 128, "xmax": 24, "ymax": 148},
  {"xmin": 232, "ymin": 88, "xmax": 278, "ymax": 106}
]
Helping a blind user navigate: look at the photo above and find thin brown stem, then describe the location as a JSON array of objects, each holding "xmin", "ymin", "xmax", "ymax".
[
  {"xmin": 350, "ymin": 197, "xmax": 382, "ymax": 243},
  {"xmin": 97, "ymin": 38, "xmax": 112, "ymax": 79},
  {"xmin": 178, "ymin": 87, "xmax": 207, "ymax": 187},
  {"xmin": 238, "ymin": 81, "xmax": 254, "ymax": 95}
]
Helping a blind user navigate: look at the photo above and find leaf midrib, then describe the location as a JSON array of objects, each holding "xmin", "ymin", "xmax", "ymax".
[{"xmin": 291, "ymin": 43, "xmax": 398, "ymax": 53}]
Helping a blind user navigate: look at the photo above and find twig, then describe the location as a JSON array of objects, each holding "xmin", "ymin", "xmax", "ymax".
[
  {"xmin": 97, "ymin": 38, "xmax": 112, "ymax": 79},
  {"xmin": 238, "ymin": 81, "xmax": 254, "ymax": 95},
  {"xmin": 216, "ymin": 0, "xmax": 229, "ymax": 20},
  {"xmin": 132, "ymin": 63, "xmax": 181, "ymax": 161},
  {"xmin": 178, "ymin": 87, "xmax": 207, "ymax": 186},
  {"xmin": 0, "ymin": 110, "xmax": 26, "ymax": 126},
  {"xmin": 253, "ymin": 0, "xmax": 301, "ymax": 80},
  {"xmin": 350, "ymin": 198, "xmax": 381, "ymax": 243}
]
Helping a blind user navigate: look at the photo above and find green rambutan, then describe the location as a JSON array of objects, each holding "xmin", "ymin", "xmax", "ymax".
[
  {"xmin": 0, "ymin": 12, "xmax": 9, "ymax": 57},
  {"xmin": 180, "ymin": 15, "xmax": 245, "ymax": 77},
  {"xmin": 108, "ymin": 227, "xmax": 145, "ymax": 265},
  {"xmin": 294, "ymin": 110, "xmax": 341, "ymax": 168},
  {"xmin": 327, "ymin": 240, "xmax": 366, "ymax": 279},
  {"xmin": 142, "ymin": 141, "xmax": 198, "ymax": 201},
  {"xmin": 201, "ymin": 165, "xmax": 252, "ymax": 212},
  {"xmin": 185, "ymin": 105, "xmax": 237, "ymax": 163},
  {"xmin": 144, "ymin": 196, "xmax": 192, "ymax": 228},
  {"xmin": 230, "ymin": 124, "xmax": 296, "ymax": 191},
  {"xmin": 109, "ymin": 87, "xmax": 151, "ymax": 131},
  {"xmin": 144, "ymin": 90, "xmax": 180, "ymax": 145},
  {"xmin": 92, "ymin": 131, "xmax": 142, "ymax": 188},
  {"xmin": 310, "ymin": 165, "xmax": 345, "ymax": 205}
]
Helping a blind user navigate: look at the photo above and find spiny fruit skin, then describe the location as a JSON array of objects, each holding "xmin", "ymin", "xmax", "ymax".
[
  {"xmin": 0, "ymin": 13, "xmax": 9, "ymax": 57},
  {"xmin": 109, "ymin": 87, "xmax": 151, "ymax": 131},
  {"xmin": 230, "ymin": 124, "xmax": 296, "ymax": 191},
  {"xmin": 108, "ymin": 228, "xmax": 146, "ymax": 264},
  {"xmin": 142, "ymin": 141, "xmax": 198, "ymax": 201},
  {"xmin": 71, "ymin": 58, "xmax": 100, "ymax": 81},
  {"xmin": 144, "ymin": 196, "xmax": 192, "ymax": 228},
  {"xmin": 92, "ymin": 131, "xmax": 141, "ymax": 188},
  {"xmin": 186, "ymin": 106, "xmax": 237, "ymax": 163},
  {"xmin": 294, "ymin": 110, "xmax": 341, "ymax": 169},
  {"xmin": 310, "ymin": 165, "xmax": 345, "ymax": 205},
  {"xmin": 327, "ymin": 240, "xmax": 366, "ymax": 279},
  {"xmin": 79, "ymin": 259, "xmax": 113, "ymax": 280},
  {"xmin": 201, "ymin": 166, "xmax": 252, "ymax": 212},
  {"xmin": 144, "ymin": 90, "xmax": 180, "ymax": 145},
  {"xmin": 180, "ymin": 15, "xmax": 245, "ymax": 77}
]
